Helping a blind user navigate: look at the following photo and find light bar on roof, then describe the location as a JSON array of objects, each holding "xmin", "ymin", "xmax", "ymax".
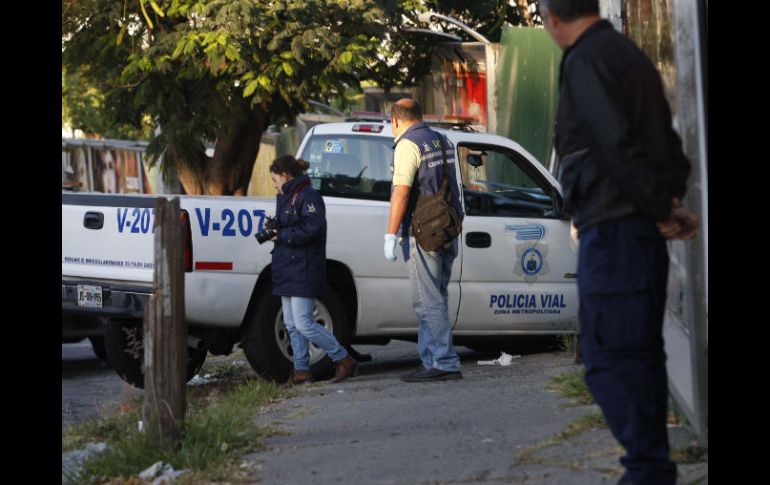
[
  {"xmin": 423, "ymin": 114, "xmax": 480, "ymax": 125},
  {"xmin": 352, "ymin": 123, "xmax": 385, "ymax": 133}
]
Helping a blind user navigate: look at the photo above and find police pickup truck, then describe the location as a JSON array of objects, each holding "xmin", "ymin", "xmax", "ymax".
[{"xmin": 62, "ymin": 121, "xmax": 578, "ymax": 388}]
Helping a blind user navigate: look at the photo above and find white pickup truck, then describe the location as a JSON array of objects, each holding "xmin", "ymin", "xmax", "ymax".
[{"xmin": 62, "ymin": 121, "xmax": 578, "ymax": 388}]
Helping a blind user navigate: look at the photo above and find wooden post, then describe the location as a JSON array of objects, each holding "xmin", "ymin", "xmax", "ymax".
[{"xmin": 143, "ymin": 197, "xmax": 186, "ymax": 448}]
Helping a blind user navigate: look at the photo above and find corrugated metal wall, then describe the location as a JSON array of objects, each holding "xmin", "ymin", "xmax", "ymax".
[{"xmin": 493, "ymin": 26, "xmax": 562, "ymax": 166}]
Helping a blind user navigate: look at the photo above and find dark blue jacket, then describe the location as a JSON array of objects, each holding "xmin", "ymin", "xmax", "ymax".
[
  {"xmin": 555, "ymin": 20, "xmax": 690, "ymax": 231},
  {"xmin": 271, "ymin": 175, "xmax": 327, "ymax": 297}
]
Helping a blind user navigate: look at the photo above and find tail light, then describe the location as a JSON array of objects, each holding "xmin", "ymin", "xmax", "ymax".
[{"xmin": 180, "ymin": 209, "xmax": 193, "ymax": 272}]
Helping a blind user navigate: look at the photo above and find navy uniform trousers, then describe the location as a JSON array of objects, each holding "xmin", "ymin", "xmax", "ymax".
[{"xmin": 577, "ymin": 216, "xmax": 677, "ymax": 485}]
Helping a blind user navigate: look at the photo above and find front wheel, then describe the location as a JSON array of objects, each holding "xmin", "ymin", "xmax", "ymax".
[
  {"xmin": 241, "ymin": 288, "xmax": 349, "ymax": 383},
  {"xmin": 104, "ymin": 319, "xmax": 207, "ymax": 389}
]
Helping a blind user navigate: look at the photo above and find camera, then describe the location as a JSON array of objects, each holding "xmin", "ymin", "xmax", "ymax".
[{"xmin": 255, "ymin": 216, "xmax": 280, "ymax": 244}]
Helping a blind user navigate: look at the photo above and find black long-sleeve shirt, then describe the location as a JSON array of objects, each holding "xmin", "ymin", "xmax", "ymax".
[{"xmin": 554, "ymin": 20, "xmax": 691, "ymax": 231}]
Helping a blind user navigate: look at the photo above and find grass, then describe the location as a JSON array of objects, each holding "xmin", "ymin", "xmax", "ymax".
[
  {"xmin": 514, "ymin": 411, "xmax": 608, "ymax": 466},
  {"xmin": 63, "ymin": 398, "xmax": 144, "ymax": 453},
  {"xmin": 554, "ymin": 412, "xmax": 607, "ymax": 442},
  {"xmin": 198, "ymin": 359, "xmax": 251, "ymax": 381},
  {"xmin": 63, "ymin": 376, "xmax": 291, "ymax": 484},
  {"xmin": 514, "ymin": 369, "xmax": 605, "ymax": 469},
  {"xmin": 557, "ymin": 332, "xmax": 577, "ymax": 354},
  {"xmin": 671, "ymin": 441, "xmax": 708, "ymax": 464},
  {"xmin": 549, "ymin": 368, "xmax": 594, "ymax": 406}
]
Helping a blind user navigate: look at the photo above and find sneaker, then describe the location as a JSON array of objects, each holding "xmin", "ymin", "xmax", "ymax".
[{"xmin": 400, "ymin": 367, "xmax": 462, "ymax": 383}]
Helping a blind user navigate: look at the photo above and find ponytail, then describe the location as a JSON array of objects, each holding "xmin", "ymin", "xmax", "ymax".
[{"xmin": 270, "ymin": 155, "xmax": 309, "ymax": 177}]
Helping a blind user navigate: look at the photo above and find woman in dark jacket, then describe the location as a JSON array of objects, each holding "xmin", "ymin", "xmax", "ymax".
[{"xmin": 268, "ymin": 155, "xmax": 357, "ymax": 385}]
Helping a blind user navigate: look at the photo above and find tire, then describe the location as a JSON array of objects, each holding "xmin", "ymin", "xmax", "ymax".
[
  {"xmin": 241, "ymin": 287, "xmax": 349, "ymax": 383},
  {"xmin": 88, "ymin": 335, "xmax": 108, "ymax": 360},
  {"xmin": 104, "ymin": 319, "xmax": 207, "ymax": 389}
]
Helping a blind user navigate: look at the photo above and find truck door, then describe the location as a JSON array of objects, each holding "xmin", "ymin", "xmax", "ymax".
[{"xmin": 453, "ymin": 143, "xmax": 578, "ymax": 333}]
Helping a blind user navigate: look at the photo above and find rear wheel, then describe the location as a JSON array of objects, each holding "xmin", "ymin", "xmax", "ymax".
[
  {"xmin": 104, "ymin": 319, "xmax": 207, "ymax": 389},
  {"xmin": 241, "ymin": 288, "xmax": 349, "ymax": 383},
  {"xmin": 88, "ymin": 335, "xmax": 108, "ymax": 360}
]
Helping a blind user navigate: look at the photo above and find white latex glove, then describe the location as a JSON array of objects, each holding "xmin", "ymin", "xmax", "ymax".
[{"xmin": 383, "ymin": 233, "xmax": 397, "ymax": 262}]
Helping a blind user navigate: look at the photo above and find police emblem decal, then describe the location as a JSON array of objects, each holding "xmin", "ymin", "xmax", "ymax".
[
  {"xmin": 521, "ymin": 248, "xmax": 543, "ymax": 275},
  {"xmin": 307, "ymin": 203, "xmax": 317, "ymax": 213},
  {"xmin": 513, "ymin": 243, "xmax": 550, "ymax": 284}
]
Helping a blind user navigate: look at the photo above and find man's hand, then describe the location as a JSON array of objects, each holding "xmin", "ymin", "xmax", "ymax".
[
  {"xmin": 657, "ymin": 198, "xmax": 700, "ymax": 240},
  {"xmin": 384, "ymin": 234, "xmax": 397, "ymax": 261}
]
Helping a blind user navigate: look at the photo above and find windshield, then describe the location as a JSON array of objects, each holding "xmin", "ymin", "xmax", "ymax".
[{"xmin": 299, "ymin": 134, "xmax": 394, "ymax": 201}]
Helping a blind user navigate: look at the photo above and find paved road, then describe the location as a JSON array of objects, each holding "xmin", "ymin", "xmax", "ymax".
[
  {"xmin": 61, "ymin": 340, "xmax": 141, "ymax": 430},
  {"xmin": 243, "ymin": 341, "xmax": 707, "ymax": 485},
  {"xmin": 62, "ymin": 339, "xmax": 706, "ymax": 484}
]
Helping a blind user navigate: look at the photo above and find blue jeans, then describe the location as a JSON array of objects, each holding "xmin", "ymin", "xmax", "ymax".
[
  {"xmin": 281, "ymin": 296, "xmax": 348, "ymax": 371},
  {"xmin": 408, "ymin": 236, "xmax": 461, "ymax": 372},
  {"xmin": 578, "ymin": 217, "xmax": 676, "ymax": 485}
]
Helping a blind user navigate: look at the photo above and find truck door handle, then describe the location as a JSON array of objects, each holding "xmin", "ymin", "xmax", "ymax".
[
  {"xmin": 84, "ymin": 212, "xmax": 104, "ymax": 230},
  {"xmin": 466, "ymin": 232, "xmax": 491, "ymax": 248}
]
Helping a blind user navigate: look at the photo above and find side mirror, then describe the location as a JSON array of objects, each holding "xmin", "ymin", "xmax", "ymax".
[{"xmin": 467, "ymin": 154, "xmax": 484, "ymax": 168}]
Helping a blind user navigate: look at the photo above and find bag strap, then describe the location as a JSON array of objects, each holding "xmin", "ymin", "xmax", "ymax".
[{"xmin": 438, "ymin": 134, "xmax": 449, "ymax": 180}]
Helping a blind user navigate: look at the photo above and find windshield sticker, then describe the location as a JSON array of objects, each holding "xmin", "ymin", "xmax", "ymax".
[{"xmin": 324, "ymin": 140, "xmax": 344, "ymax": 153}]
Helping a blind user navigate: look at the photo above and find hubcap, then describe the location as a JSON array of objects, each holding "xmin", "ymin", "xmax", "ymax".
[{"xmin": 274, "ymin": 299, "xmax": 335, "ymax": 365}]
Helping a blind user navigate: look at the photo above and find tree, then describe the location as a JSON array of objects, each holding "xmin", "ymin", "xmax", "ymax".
[
  {"xmin": 63, "ymin": 0, "xmax": 439, "ymax": 195},
  {"xmin": 63, "ymin": 66, "xmax": 154, "ymax": 139},
  {"xmin": 425, "ymin": 0, "xmax": 542, "ymax": 42},
  {"xmin": 62, "ymin": 1, "xmax": 528, "ymax": 195}
]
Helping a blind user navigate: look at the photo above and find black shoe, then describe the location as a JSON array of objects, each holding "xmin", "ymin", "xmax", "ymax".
[
  {"xmin": 400, "ymin": 367, "xmax": 462, "ymax": 382},
  {"xmin": 346, "ymin": 345, "xmax": 373, "ymax": 363},
  {"xmin": 399, "ymin": 367, "xmax": 428, "ymax": 380}
]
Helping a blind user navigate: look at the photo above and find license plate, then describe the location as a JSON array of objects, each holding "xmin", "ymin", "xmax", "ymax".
[{"xmin": 77, "ymin": 285, "xmax": 103, "ymax": 308}]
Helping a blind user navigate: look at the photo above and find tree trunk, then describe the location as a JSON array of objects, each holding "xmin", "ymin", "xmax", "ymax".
[
  {"xmin": 177, "ymin": 164, "xmax": 205, "ymax": 196},
  {"xmin": 170, "ymin": 100, "xmax": 273, "ymax": 196},
  {"xmin": 206, "ymin": 101, "xmax": 273, "ymax": 196}
]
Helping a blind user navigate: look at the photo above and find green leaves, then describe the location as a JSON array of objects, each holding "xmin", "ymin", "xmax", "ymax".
[
  {"xmin": 149, "ymin": 0, "xmax": 165, "ymax": 17},
  {"xmin": 63, "ymin": 0, "xmax": 445, "ymax": 189},
  {"xmin": 224, "ymin": 44, "xmax": 239, "ymax": 62},
  {"xmin": 139, "ymin": 0, "xmax": 154, "ymax": 29},
  {"xmin": 257, "ymin": 74, "xmax": 271, "ymax": 88},
  {"xmin": 116, "ymin": 23, "xmax": 128, "ymax": 46},
  {"xmin": 242, "ymin": 80, "xmax": 259, "ymax": 97},
  {"xmin": 172, "ymin": 33, "xmax": 201, "ymax": 59}
]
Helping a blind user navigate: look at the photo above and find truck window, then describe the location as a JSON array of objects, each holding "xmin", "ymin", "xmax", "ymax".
[
  {"xmin": 299, "ymin": 135, "xmax": 394, "ymax": 201},
  {"xmin": 457, "ymin": 143, "xmax": 557, "ymax": 218}
]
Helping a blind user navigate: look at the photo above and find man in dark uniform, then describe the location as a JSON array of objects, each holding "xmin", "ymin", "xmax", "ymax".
[{"xmin": 541, "ymin": 1, "xmax": 700, "ymax": 484}]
